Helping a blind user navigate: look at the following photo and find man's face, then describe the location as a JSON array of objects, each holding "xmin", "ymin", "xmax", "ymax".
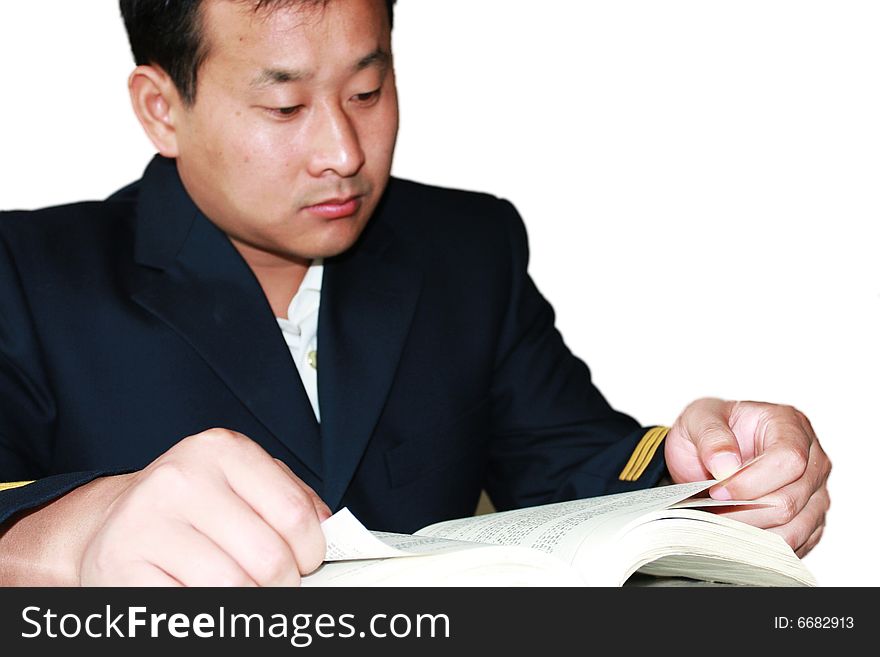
[{"xmin": 173, "ymin": 0, "xmax": 398, "ymax": 264}]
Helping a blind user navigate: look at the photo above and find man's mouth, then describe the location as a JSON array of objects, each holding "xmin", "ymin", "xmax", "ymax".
[{"xmin": 302, "ymin": 195, "xmax": 363, "ymax": 220}]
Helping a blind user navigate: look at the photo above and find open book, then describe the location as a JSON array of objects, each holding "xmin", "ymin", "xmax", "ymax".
[{"xmin": 303, "ymin": 476, "xmax": 816, "ymax": 587}]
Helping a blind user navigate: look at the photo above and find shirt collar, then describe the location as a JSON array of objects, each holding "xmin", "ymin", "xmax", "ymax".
[
  {"xmin": 300, "ymin": 258, "xmax": 324, "ymax": 293},
  {"xmin": 279, "ymin": 258, "xmax": 324, "ymax": 326}
]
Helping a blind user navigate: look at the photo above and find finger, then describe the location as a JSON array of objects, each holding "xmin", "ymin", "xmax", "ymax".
[
  {"xmin": 223, "ymin": 449, "xmax": 327, "ymax": 576},
  {"xmin": 682, "ymin": 399, "xmax": 744, "ymax": 479},
  {"xmin": 796, "ymin": 525, "xmax": 825, "ymax": 559},
  {"xmin": 715, "ymin": 477, "xmax": 829, "ymax": 541},
  {"xmin": 100, "ymin": 562, "xmax": 182, "ymax": 587},
  {"xmin": 764, "ymin": 488, "xmax": 829, "ymax": 553},
  {"xmin": 714, "ymin": 487, "xmax": 828, "ymax": 557},
  {"xmin": 186, "ymin": 480, "xmax": 303, "ymax": 587},
  {"xmin": 140, "ymin": 519, "xmax": 259, "ymax": 587},
  {"xmin": 274, "ymin": 458, "xmax": 332, "ymax": 521},
  {"xmin": 664, "ymin": 429, "xmax": 711, "ymax": 484},
  {"xmin": 711, "ymin": 433, "xmax": 828, "ymax": 503}
]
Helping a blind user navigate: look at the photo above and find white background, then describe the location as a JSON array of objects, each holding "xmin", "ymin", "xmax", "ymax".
[{"xmin": 1, "ymin": 1, "xmax": 878, "ymax": 586}]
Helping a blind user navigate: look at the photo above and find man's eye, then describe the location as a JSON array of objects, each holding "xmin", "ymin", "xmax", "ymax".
[
  {"xmin": 269, "ymin": 106, "xmax": 302, "ymax": 118},
  {"xmin": 352, "ymin": 89, "xmax": 381, "ymax": 104}
]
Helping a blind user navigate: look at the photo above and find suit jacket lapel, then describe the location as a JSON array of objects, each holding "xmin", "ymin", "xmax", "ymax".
[
  {"xmin": 318, "ymin": 219, "xmax": 422, "ymax": 511},
  {"xmin": 127, "ymin": 156, "xmax": 323, "ymax": 484}
]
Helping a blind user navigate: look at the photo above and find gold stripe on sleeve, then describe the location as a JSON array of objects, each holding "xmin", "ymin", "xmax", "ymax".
[
  {"xmin": 618, "ymin": 427, "xmax": 669, "ymax": 481},
  {"xmin": 0, "ymin": 480, "xmax": 36, "ymax": 492},
  {"xmin": 618, "ymin": 426, "xmax": 664, "ymax": 480},
  {"xmin": 626, "ymin": 429, "xmax": 666, "ymax": 480}
]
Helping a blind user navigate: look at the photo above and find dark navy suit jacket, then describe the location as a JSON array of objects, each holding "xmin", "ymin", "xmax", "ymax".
[{"xmin": 0, "ymin": 155, "xmax": 665, "ymax": 533}]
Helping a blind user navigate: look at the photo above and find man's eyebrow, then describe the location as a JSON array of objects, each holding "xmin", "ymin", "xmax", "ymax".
[
  {"xmin": 249, "ymin": 49, "xmax": 390, "ymax": 89},
  {"xmin": 354, "ymin": 48, "xmax": 390, "ymax": 73},
  {"xmin": 250, "ymin": 67, "xmax": 311, "ymax": 88}
]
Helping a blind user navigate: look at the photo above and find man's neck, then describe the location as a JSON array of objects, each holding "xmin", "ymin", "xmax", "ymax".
[{"xmin": 229, "ymin": 238, "xmax": 310, "ymax": 320}]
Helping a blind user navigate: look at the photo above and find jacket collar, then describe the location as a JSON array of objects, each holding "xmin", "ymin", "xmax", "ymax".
[
  {"xmin": 128, "ymin": 156, "xmax": 421, "ymax": 508},
  {"xmin": 133, "ymin": 155, "xmax": 201, "ymax": 270}
]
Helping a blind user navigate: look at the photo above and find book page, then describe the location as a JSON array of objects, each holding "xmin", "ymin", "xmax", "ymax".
[
  {"xmin": 321, "ymin": 507, "xmax": 491, "ymax": 561},
  {"xmin": 314, "ymin": 509, "xmax": 585, "ymax": 586},
  {"xmin": 414, "ymin": 480, "xmax": 715, "ymax": 565},
  {"xmin": 322, "ymin": 508, "xmax": 410, "ymax": 561},
  {"xmin": 671, "ymin": 498, "xmax": 764, "ymax": 509},
  {"xmin": 314, "ymin": 460, "xmax": 769, "ymax": 585},
  {"xmin": 303, "ymin": 542, "xmax": 583, "ymax": 587},
  {"xmin": 414, "ymin": 455, "xmax": 765, "ymax": 567},
  {"xmin": 319, "ymin": 484, "xmax": 751, "ymax": 563},
  {"xmin": 625, "ymin": 508, "xmax": 817, "ymax": 586}
]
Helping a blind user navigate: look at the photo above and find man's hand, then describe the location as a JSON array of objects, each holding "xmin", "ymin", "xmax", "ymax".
[
  {"xmin": 0, "ymin": 429, "xmax": 331, "ymax": 586},
  {"xmin": 664, "ymin": 398, "xmax": 831, "ymax": 558}
]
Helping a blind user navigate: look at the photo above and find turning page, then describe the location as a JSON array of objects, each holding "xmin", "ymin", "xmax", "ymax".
[{"xmin": 414, "ymin": 480, "xmax": 715, "ymax": 565}]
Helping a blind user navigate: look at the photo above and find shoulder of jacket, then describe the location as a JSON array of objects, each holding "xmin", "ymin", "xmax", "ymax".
[
  {"xmin": 386, "ymin": 176, "xmax": 511, "ymax": 212},
  {"xmin": 0, "ymin": 192, "xmax": 137, "ymax": 243},
  {"xmin": 383, "ymin": 177, "xmax": 520, "ymax": 238}
]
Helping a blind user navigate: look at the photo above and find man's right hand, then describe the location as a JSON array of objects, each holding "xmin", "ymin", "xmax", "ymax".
[{"xmin": 0, "ymin": 429, "xmax": 331, "ymax": 586}]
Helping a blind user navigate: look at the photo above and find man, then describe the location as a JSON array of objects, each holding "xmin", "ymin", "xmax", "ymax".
[{"xmin": 0, "ymin": 0, "xmax": 829, "ymax": 586}]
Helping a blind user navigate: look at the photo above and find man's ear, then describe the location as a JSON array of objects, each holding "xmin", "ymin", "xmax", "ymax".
[{"xmin": 128, "ymin": 65, "xmax": 184, "ymax": 158}]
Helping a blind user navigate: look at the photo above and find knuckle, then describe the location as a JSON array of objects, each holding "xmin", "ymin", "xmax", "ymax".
[
  {"xmin": 823, "ymin": 455, "xmax": 833, "ymax": 480},
  {"xmin": 795, "ymin": 407, "xmax": 816, "ymax": 432},
  {"xmin": 819, "ymin": 488, "xmax": 831, "ymax": 513},
  {"xmin": 781, "ymin": 403, "xmax": 799, "ymax": 419},
  {"xmin": 269, "ymin": 493, "xmax": 326, "ymax": 575},
  {"xmin": 84, "ymin": 542, "xmax": 122, "ymax": 581},
  {"xmin": 250, "ymin": 542, "xmax": 294, "ymax": 584},
  {"xmin": 773, "ymin": 491, "xmax": 800, "ymax": 525},
  {"xmin": 770, "ymin": 443, "xmax": 808, "ymax": 482},
  {"xmin": 143, "ymin": 461, "xmax": 191, "ymax": 497},
  {"xmin": 192, "ymin": 427, "xmax": 241, "ymax": 447},
  {"xmin": 783, "ymin": 451, "xmax": 809, "ymax": 481},
  {"xmin": 277, "ymin": 494, "xmax": 315, "ymax": 534},
  {"xmin": 767, "ymin": 403, "xmax": 800, "ymax": 424},
  {"xmin": 179, "ymin": 428, "xmax": 263, "ymax": 463}
]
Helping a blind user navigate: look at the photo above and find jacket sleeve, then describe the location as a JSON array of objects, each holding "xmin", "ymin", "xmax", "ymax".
[
  {"xmin": 0, "ymin": 224, "xmax": 113, "ymax": 527},
  {"xmin": 485, "ymin": 200, "xmax": 668, "ymax": 511}
]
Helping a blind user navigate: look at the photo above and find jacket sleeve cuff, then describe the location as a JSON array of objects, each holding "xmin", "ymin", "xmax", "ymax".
[
  {"xmin": 604, "ymin": 426, "xmax": 670, "ymax": 494},
  {"xmin": 0, "ymin": 470, "xmax": 131, "ymax": 527}
]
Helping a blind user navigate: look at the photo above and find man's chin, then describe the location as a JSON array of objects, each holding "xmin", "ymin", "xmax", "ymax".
[{"xmin": 291, "ymin": 223, "xmax": 368, "ymax": 260}]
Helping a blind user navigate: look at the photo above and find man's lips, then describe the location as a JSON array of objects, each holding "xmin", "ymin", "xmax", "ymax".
[{"xmin": 302, "ymin": 195, "xmax": 362, "ymax": 219}]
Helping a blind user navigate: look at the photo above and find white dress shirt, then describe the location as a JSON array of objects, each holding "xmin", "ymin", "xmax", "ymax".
[{"xmin": 276, "ymin": 259, "xmax": 323, "ymax": 422}]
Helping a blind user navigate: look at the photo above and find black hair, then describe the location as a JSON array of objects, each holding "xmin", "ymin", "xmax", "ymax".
[{"xmin": 119, "ymin": 0, "xmax": 396, "ymax": 106}]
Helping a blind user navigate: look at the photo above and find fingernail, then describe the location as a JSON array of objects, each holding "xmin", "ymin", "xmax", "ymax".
[
  {"xmin": 710, "ymin": 486, "xmax": 732, "ymax": 501},
  {"xmin": 708, "ymin": 452, "xmax": 741, "ymax": 480}
]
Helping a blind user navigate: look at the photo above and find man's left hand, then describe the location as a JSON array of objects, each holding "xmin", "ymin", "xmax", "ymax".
[{"xmin": 664, "ymin": 398, "xmax": 831, "ymax": 557}]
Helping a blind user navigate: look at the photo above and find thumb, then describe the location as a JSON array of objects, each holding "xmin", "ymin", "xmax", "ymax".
[{"xmin": 695, "ymin": 423, "xmax": 743, "ymax": 480}]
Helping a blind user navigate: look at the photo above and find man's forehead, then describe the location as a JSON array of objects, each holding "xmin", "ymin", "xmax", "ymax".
[
  {"xmin": 203, "ymin": 0, "xmax": 333, "ymax": 43},
  {"xmin": 203, "ymin": 0, "xmax": 388, "ymax": 42},
  {"xmin": 202, "ymin": 0, "xmax": 390, "ymax": 75}
]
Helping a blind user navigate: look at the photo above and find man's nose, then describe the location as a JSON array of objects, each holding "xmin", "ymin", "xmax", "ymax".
[{"xmin": 306, "ymin": 103, "xmax": 366, "ymax": 178}]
